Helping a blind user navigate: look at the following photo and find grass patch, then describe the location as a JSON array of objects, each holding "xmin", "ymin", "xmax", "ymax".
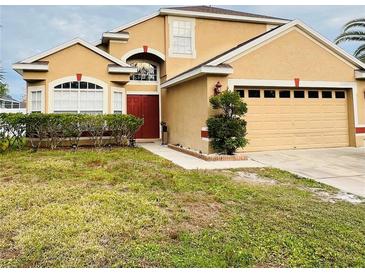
[{"xmin": 0, "ymin": 148, "xmax": 364, "ymax": 267}]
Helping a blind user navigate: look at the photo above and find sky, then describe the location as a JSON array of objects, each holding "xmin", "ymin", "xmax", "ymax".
[{"xmin": 1, "ymin": 5, "xmax": 365, "ymax": 100}]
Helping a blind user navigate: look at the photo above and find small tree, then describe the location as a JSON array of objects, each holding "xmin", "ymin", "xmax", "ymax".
[{"xmin": 206, "ymin": 89, "xmax": 248, "ymax": 155}]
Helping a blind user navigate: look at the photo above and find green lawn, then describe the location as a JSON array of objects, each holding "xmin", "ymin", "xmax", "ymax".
[{"xmin": 0, "ymin": 147, "xmax": 364, "ymax": 267}]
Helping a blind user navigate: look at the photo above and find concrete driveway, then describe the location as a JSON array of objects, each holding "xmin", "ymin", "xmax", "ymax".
[{"xmin": 247, "ymin": 147, "xmax": 365, "ymax": 197}]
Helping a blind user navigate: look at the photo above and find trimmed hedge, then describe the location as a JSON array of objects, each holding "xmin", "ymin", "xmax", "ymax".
[{"xmin": 0, "ymin": 113, "xmax": 143, "ymax": 152}]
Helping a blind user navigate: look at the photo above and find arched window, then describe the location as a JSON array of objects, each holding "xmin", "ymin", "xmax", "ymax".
[
  {"xmin": 129, "ymin": 62, "xmax": 157, "ymax": 82},
  {"xmin": 53, "ymin": 81, "xmax": 103, "ymax": 114}
]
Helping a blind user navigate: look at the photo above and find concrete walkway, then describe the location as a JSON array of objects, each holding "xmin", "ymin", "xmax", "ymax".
[
  {"xmin": 139, "ymin": 142, "xmax": 265, "ymax": 170},
  {"xmin": 247, "ymin": 147, "xmax": 365, "ymax": 197}
]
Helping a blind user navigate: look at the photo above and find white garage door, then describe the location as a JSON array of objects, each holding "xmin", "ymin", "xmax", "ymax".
[{"xmin": 234, "ymin": 87, "xmax": 350, "ymax": 152}]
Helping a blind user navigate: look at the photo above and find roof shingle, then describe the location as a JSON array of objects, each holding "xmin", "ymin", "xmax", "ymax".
[{"xmin": 165, "ymin": 5, "xmax": 289, "ymax": 21}]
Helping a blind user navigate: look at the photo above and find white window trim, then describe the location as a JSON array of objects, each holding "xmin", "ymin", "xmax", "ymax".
[
  {"xmin": 27, "ymin": 85, "xmax": 45, "ymax": 113},
  {"xmin": 48, "ymin": 76, "xmax": 108, "ymax": 114},
  {"xmin": 111, "ymin": 87, "xmax": 126, "ymax": 114},
  {"xmin": 168, "ymin": 16, "xmax": 196, "ymax": 59}
]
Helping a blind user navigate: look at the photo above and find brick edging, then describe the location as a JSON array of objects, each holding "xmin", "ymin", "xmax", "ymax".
[{"xmin": 167, "ymin": 144, "xmax": 247, "ymax": 161}]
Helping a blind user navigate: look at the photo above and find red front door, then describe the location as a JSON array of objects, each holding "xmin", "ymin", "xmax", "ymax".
[{"xmin": 127, "ymin": 95, "xmax": 159, "ymax": 139}]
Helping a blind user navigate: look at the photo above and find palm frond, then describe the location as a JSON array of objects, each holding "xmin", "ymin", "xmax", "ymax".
[
  {"xmin": 354, "ymin": 44, "xmax": 365, "ymax": 57},
  {"xmin": 0, "ymin": 69, "xmax": 4, "ymax": 84},
  {"xmin": 335, "ymin": 31, "xmax": 365, "ymax": 44},
  {"xmin": 357, "ymin": 53, "xmax": 365, "ymax": 62},
  {"xmin": 343, "ymin": 18, "xmax": 365, "ymax": 32}
]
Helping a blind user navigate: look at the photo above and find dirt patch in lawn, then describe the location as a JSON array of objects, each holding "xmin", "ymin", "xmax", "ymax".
[
  {"xmin": 305, "ymin": 187, "xmax": 363, "ymax": 204},
  {"xmin": 231, "ymin": 171, "xmax": 278, "ymax": 185},
  {"xmin": 167, "ymin": 200, "xmax": 223, "ymax": 238}
]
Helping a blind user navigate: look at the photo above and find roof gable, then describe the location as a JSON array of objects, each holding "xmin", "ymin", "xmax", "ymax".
[
  {"xmin": 18, "ymin": 38, "xmax": 131, "ymax": 68},
  {"xmin": 108, "ymin": 6, "xmax": 289, "ymax": 35},
  {"xmin": 207, "ymin": 20, "xmax": 365, "ymax": 69}
]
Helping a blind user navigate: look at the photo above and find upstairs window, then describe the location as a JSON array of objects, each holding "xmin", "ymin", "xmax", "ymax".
[
  {"xmin": 169, "ymin": 17, "xmax": 195, "ymax": 58},
  {"xmin": 172, "ymin": 20, "xmax": 193, "ymax": 54},
  {"xmin": 129, "ymin": 62, "xmax": 157, "ymax": 82}
]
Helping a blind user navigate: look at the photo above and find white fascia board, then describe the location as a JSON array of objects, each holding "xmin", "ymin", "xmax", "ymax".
[
  {"xmin": 159, "ymin": 8, "xmax": 289, "ymax": 25},
  {"xmin": 355, "ymin": 70, "xmax": 365, "ymax": 79},
  {"xmin": 19, "ymin": 38, "xmax": 132, "ymax": 68},
  {"xmin": 108, "ymin": 66, "xmax": 137, "ymax": 74},
  {"xmin": 12, "ymin": 63, "xmax": 48, "ymax": 71},
  {"xmin": 110, "ymin": 12, "xmax": 160, "ymax": 33},
  {"xmin": 161, "ymin": 65, "xmax": 233, "ymax": 88},
  {"xmin": 208, "ymin": 20, "xmax": 365, "ymax": 70},
  {"xmin": 102, "ymin": 32, "xmax": 129, "ymax": 43}
]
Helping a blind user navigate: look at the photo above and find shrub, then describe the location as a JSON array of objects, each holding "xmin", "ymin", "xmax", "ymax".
[
  {"xmin": 106, "ymin": 114, "xmax": 143, "ymax": 147},
  {"xmin": 62, "ymin": 114, "xmax": 88, "ymax": 149},
  {"xmin": 0, "ymin": 113, "xmax": 144, "ymax": 152},
  {"xmin": 206, "ymin": 89, "xmax": 248, "ymax": 155},
  {"xmin": 0, "ymin": 113, "xmax": 26, "ymax": 151},
  {"xmin": 25, "ymin": 113, "xmax": 49, "ymax": 150}
]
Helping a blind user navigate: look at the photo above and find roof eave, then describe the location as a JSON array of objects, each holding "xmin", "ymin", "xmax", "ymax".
[
  {"xmin": 161, "ymin": 65, "xmax": 233, "ymax": 88},
  {"xmin": 355, "ymin": 70, "xmax": 365, "ymax": 79},
  {"xmin": 108, "ymin": 66, "xmax": 138, "ymax": 74},
  {"xmin": 159, "ymin": 8, "xmax": 290, "ymax": 25},
  {"xmin": 102, "ymin": 32, "xmax": 129, "ymax": 44},
  {"xmin": 12, "ymin": 63, "xmax": 49, "ymax": 76}
]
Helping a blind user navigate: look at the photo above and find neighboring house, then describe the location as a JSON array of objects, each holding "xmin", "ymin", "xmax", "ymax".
[
  {"xmin": 12, "ymin": 5, "xmax": 365, "ymax": 153},
  {"xmin": 0, "ymin": 95, "xmax": 26, "ymax": 113}
]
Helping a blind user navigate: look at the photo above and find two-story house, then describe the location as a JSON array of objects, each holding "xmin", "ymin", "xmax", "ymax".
[{"xmin": 13, "ymin": 6, "xmax": 365, "ymax": 153}]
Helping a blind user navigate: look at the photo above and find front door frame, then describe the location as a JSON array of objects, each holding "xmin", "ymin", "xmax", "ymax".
[
  {"xmin": 125, "ymin": 60, "xmax": 162, "ymax": 139},
  {"xmin": 126, "ymin": 94, "xmax": 160, "ymax": 139}
]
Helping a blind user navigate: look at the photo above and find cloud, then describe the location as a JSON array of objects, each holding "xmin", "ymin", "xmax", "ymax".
[{"xmin": 2, "ymin": 5, "xmax": 365, "ymax": 100}]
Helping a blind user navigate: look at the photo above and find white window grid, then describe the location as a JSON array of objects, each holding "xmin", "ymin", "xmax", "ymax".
[
  {"xmin": 31, "ymin": 90, "xmax": 42, "ymax": 112},
  {"xmin": 172, "ymin": 20, "xmax": 193, "ymax": 54},
  {"xmin": 113, "ymin": 92, "xmax": 123, "ymax": 114},
  {"xmin": 54, "ymin": 82, "xmax": 103, "ymax": 114}
]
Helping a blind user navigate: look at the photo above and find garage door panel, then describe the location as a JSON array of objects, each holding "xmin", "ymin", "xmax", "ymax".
[{"xmin": 241, "ymin": 88, "xmax": 350, "ymax": 151}]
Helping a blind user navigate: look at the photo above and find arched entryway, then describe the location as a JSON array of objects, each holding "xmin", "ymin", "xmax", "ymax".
[{"xmin": 125, "ymin": 50, "xmax": 164, "ymax": 139}]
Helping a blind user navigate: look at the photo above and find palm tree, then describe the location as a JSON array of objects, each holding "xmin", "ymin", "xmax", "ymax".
[
  {"xmin": 335, "ymin": 18, "xmax": 365, "ymax": 62},
  {"xmin": 0, "ymin": 68, "xmax": 8, "ymax": 97}
]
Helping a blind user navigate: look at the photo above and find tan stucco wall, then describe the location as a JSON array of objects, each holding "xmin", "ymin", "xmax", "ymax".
[
  {"xmin": 229, "ymin": 28, "xmax": 356, "ymax": 81},
  {"xmin": 356, "ymin": 81, "xmax": 365, "ymax": 125},
  {"xmin": 109, "ymin": 16, "xmax": 166, "ymax": 60},
  {"xmin": 126, "ymin": 84, "xmax": 158, "ymax": 92},
  {"xmin": 355, "ymin": 80, "xmax": 365, "ymax": 147},
  {"xmin": 165, "ymin": 76, "xmax": 210, "ymax": 153}
]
